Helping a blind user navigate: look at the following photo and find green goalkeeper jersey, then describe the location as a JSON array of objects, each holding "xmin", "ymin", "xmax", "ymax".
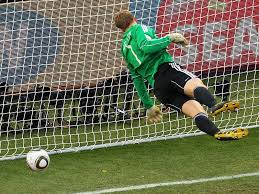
[{"xmin": 121, "ymin": 23, "xmax": 173, "ymax": 109}]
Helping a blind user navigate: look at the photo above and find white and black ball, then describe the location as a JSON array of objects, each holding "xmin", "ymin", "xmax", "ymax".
[{"xmin": 26, "ymin": 149, "xmax": 50, "ymax": 171}]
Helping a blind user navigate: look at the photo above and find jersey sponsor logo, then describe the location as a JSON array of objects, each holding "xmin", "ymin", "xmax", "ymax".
[
  {"xmin": 130, "ymin": 0, "xmax": 259, "ymax": 72},
  {"xmin": 0, "ymin": 6, "xmax": 60, "ymax": 85}
]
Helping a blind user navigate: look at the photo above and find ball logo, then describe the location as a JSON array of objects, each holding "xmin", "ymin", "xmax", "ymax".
[
  {"xmin": 36, "ymin": 156, "xmax": 49, "ymax": 169},
  {"xmin": 130, "ymin": 0, "xmax": 259, "ymax": 73},
  {"xmin": 0, "ymin": 6, "xmax": 60, "ymax": 85}
]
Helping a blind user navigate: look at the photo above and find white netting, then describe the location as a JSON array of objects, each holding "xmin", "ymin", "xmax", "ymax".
[{"xmin": 0, "ymin": 0, "xmax": 258, "ymax": 160}]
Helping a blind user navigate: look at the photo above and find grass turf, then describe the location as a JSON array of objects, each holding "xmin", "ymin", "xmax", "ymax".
[{"xmin": 1, "ymin": 128, "xmax": 259, "ymax": 194}]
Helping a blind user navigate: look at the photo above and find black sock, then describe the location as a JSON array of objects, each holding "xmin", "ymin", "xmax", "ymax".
[
  {"xmin": 194, "ymin": 113, "xmax": 220, "ymax": 136},
  {"xmin": 193, "ymin": 87, "xmax": 216, "ymax": 108}
]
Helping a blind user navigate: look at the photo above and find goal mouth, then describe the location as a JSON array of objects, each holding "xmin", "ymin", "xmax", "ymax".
[{"xmin": 0, "ymin": 0, "xmax": 258, "ymax": 160}]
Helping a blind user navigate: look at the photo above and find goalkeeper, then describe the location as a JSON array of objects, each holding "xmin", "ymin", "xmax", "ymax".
[{"xmin": 114, "ymin": 10, "xmax": 248, "ymax": 140}]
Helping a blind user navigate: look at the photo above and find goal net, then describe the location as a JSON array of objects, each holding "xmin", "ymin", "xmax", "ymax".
[{"xmin": 0, "ymin": 0, "xmax": 258, "ymax": 160}]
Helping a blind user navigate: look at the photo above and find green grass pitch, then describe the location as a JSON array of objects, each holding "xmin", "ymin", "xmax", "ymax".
[{"xmin": 1, "ymin": 128, "xmax": 259, "ymax": 194}]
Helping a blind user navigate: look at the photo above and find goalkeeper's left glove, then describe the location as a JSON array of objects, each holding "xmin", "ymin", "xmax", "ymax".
[
  {"xmin": 147, "ymin": 105, "xmax": 162, "ymax": 123},
  {"xmin": 168, "ymin": 33, "xmax": 189, "ymax": 47}
]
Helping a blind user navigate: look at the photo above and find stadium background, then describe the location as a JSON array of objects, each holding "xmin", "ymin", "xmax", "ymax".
[
  {"xmin": 0, "ymin": 0, "xmax": 127, "ymax": 91},
  {"xmin": 0, "ymin": 0, "xmax": 258, "ymax": 92}
]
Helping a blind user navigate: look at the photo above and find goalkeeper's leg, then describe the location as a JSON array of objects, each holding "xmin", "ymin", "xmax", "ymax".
[
  {"xmin": 182, "ymin": 100, "xmax": 248, "ymax": 140},
  {"xmin": 183, "ymin": 78, "xmax": 240, "ymax": 116}
]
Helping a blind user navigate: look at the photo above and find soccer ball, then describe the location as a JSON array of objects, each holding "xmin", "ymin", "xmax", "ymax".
[{"xmin": 26, "ymin": 149, "xmax": 50, "ymax": 171}]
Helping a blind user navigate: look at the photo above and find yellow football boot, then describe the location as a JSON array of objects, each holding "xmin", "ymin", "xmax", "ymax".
[
  {"xmin": 214, "ymin": 128, "xmax": 248, "ymax": 141},
  {"xmin": 211, "ymin": 101, "xmax": 240, "ymax": 116}
]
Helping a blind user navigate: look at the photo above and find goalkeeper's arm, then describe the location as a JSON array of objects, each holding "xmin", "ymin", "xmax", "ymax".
[
  {"xmin": 135, "ymin": 26, "xmax": 189, "ymax": 54},
  {"xmin": 129, "ymin": 67, "xmax": 162, "ymax": 123},
  {"xmin": 132, "ymin": 75, "xmax": 162, "ymax": 123},
  {"xmin": 132, "ymin": 75, "xmax": 154, "ymax": 109}
]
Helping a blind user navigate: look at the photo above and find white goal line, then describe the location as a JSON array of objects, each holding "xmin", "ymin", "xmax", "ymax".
[{"xmin": 75, "ymin": 171, "xmax": 259, "ymax": 194}]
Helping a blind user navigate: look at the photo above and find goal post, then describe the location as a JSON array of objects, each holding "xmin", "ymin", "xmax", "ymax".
[{"xmin": 0, "ymin": 0, "xmax": 259, "ymax": 161}]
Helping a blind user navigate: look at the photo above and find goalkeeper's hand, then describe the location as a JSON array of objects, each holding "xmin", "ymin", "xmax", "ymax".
[
  {"xmin": 168, "ymin": 33, "xmax": 189, "ymax": 47},
  {"xmin": 147, "ymin": 105, "xmax": 162, "ymax": 123}
]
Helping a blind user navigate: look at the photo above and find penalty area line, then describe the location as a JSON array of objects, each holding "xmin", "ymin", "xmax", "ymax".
[{"xmin": 75, "ymin": 171, "xmax": 259, "ymax": 194}]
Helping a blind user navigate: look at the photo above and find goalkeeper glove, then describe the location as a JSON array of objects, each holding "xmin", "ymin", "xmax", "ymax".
[
  {"xmin": 168, "ymin": 33, "xmax": 189, "ymax": 47},
  {"xmin": 147, "ymin": 105, "xmax": 162, "ymax": 123}
]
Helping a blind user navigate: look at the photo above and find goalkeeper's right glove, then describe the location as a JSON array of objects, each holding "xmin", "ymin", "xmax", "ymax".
[
  {"xmin": 168, "ymin": 33, "xmax": 189, "ymax": 47},
  {"xmin": 147, "ymin": 105, "xmax": 162, "ymax": 123}
]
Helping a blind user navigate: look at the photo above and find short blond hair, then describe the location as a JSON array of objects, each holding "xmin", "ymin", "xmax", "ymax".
[{"xmin": 114, "ymin": 10, "xmax": 134, "ymax": 32}]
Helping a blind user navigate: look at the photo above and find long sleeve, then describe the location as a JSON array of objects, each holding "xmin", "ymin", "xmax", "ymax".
[
  {"xmin": 135, "ymin": 25, "xmax": 171, "ymax": 54},
  {"xmin": 128, "ymin": 64, "xmax": 154, "ymax": 109}
]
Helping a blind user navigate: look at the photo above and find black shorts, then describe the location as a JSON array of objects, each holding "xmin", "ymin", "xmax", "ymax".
[{"xmin": 154, "ymin": 62, "xmax": 196, "ymax": 112}]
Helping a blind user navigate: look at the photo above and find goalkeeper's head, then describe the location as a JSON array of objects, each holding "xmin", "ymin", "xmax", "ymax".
[{"xmin": 114, "ymin": 10, "xmax": 136, "ymax": 32}]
